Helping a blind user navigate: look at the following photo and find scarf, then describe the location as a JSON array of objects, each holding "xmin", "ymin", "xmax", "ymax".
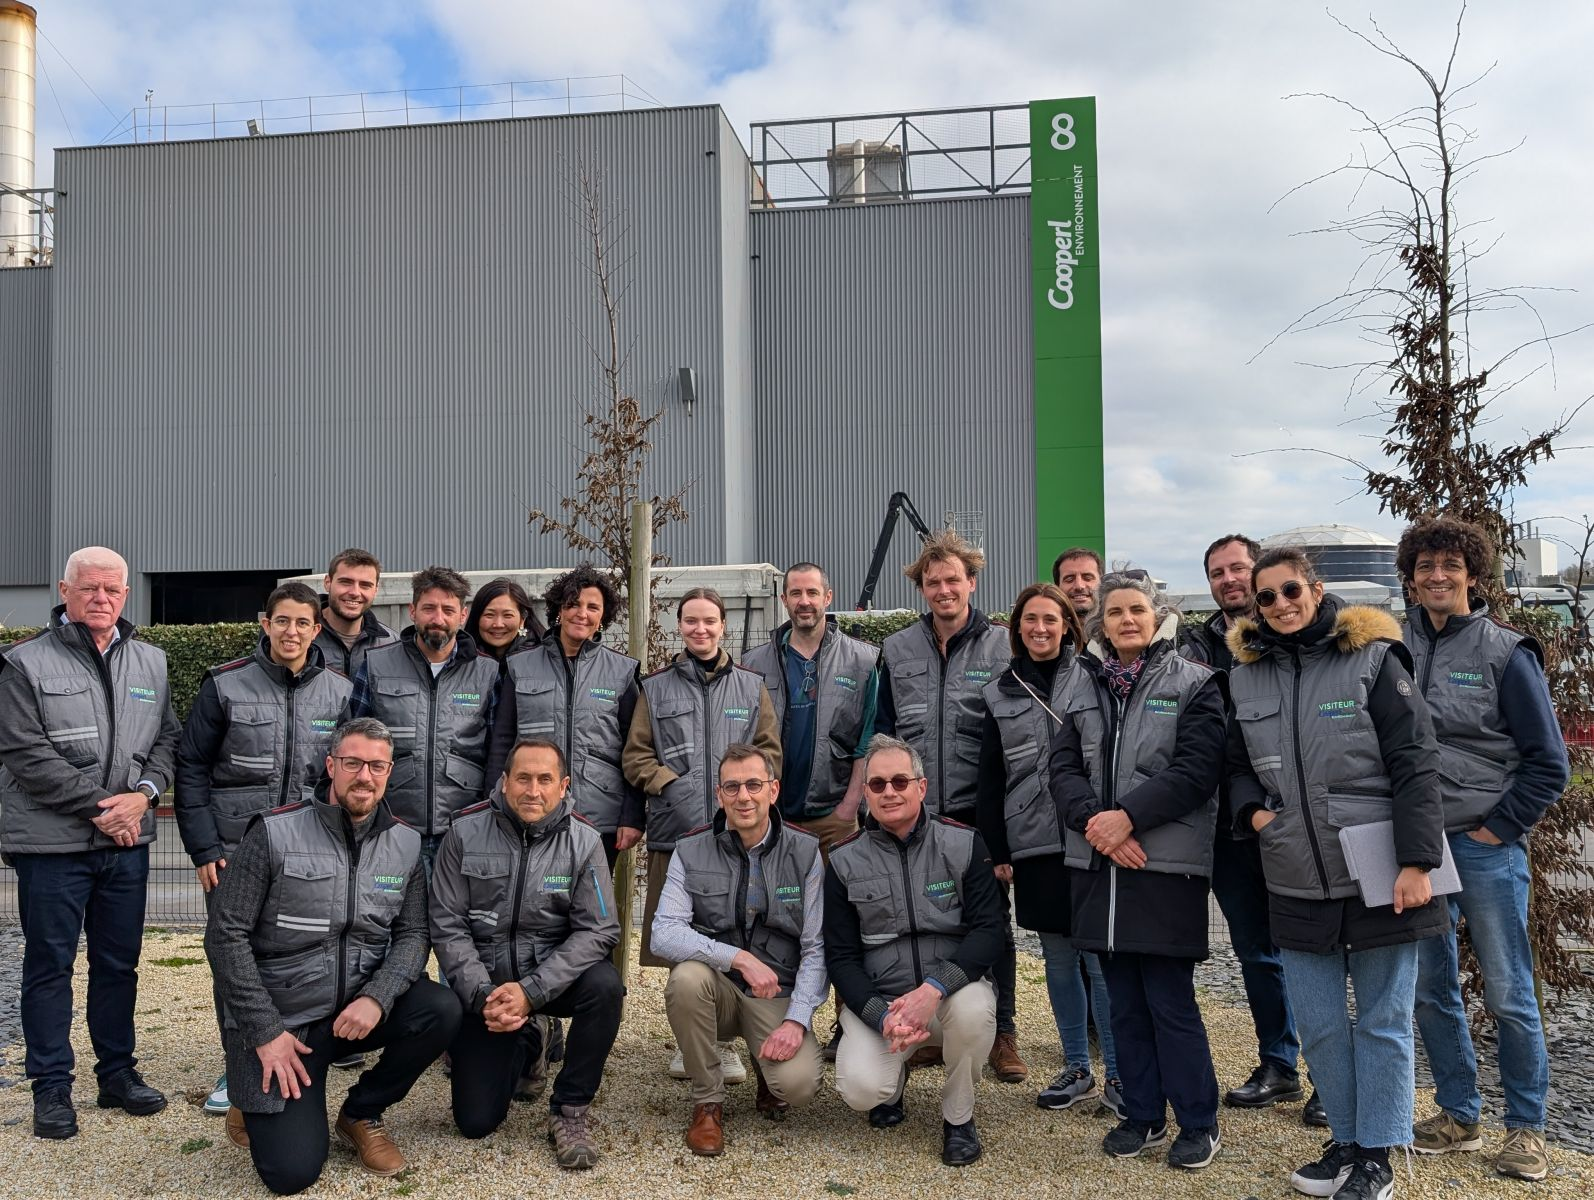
[{"xmin": 1101, "ymin": 653, "xmax": 1146, "ymax": 700}]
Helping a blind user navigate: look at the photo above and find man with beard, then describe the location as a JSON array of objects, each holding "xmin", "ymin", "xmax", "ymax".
[
  {"xmin": 204, "ymin": 718, "xmax": 461, "ymax": 1194},
  {"xmin": 312, "ymin": 549, "xmax": 397, "ymax": 678},
  {"xmin": 1052, "ymin": 547, "xmax": 1104, "ymax": 622},
  {"xmin": 1179, "ymin": 534, "xmax": 1314, "ymax": 1126},
  {"xmin": 348, "ymin": 567, "xmax": 501, "ymax": 877}
]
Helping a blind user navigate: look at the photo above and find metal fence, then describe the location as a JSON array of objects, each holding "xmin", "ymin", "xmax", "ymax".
[
  {"xmin": 101, "ymin": 76, "xmax": 664, "ymax": 144},
  {"xmin": 749, "ymin": 103, "xmax": 1032, "ymax": 208}
]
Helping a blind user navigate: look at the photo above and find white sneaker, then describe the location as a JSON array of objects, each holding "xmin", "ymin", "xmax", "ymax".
[
  {"xmin": 668, "ymin": 1048, "xmax": 689, "ymax": 1079},
  {"xmin": 203, "ymin": 1075, "xmax": 230, "ymax": 1115},
  {"xmin": 718, "ymin": 1042, "xmax": 747, "ymax": 1085}
]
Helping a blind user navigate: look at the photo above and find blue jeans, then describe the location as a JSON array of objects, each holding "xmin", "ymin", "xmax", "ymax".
[
  {"xmin": 1414, "ymin": 832, "xmax": 1548, "ymax": 1130},
  {"xmin": 1281, "ymin": 941, "xmax": 1419, "ymax": 1149},
  {"xmin": 1038, "ymin": 932, "xmax": 1117, "ymax": 1078},
  {"xmin": 14, "ymin": 846, "xmax": 150, "ymax": 1093},
  {"xmin": 1211, "ymin": 834, "xmax": 1300, "ymax": 1071}
]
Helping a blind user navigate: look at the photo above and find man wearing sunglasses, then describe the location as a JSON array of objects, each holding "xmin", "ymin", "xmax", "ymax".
[
  {"xmin": 652, "ymin": 744, "xmax": 826, "ymax": 1156},
  {"xmin": 204, "ymin": 717, "xmax": 462, "ymax": 1194},
  {"xmin": 175, "ymin": 580, "xmax": 354, "ymax": 1116},
  {"xmin": 1179, "ymin": 535, "xmax": 1314, "ymax": 1126},
  {"xmin": 826, "ymin": 735, "xmax": 1006, "ymax": 1166}
]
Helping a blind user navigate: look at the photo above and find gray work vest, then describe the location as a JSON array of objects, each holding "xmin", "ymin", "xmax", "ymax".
[
  {"xmin": 881, "ymin": 614, "xmax": 1009, "ymax": 817},
  {"xmin": 670, "ymin": 811, "xmax": 819, "ymax": 996},
  {"xmin": 205, "ymin": 641, "xmax": 352, "ymax": 854},
  {"xmin": 1229, "ymin": 612, "xmax": 1398, "ymax": 901},
  {"xmin": 829, "ymin": 813, "xmax": 976, "ymax": 1000},
  {"xmin": 503, "ymin": 639, "xmax": 638, "ymax": 832},
  {"xmin": 742, "ymin": 619, "xmax": 879, "ymax": 816},
  {"xmin": 248, "ymin": 800, "xmax": 420, "ymax": 1030},
  {"xmin": 361, "ymin": 633, "xmax": 500, "ymax": 835},
  {"xmin": 642, "ymin": 654, "xmax": 767, "ymax": 851},
  {"xmin": 982, "ymin": 660, "xmax": 1071, "ymax": 862},
  {"xmin": 437, "ymin": 795, "xmax": 609, "ymax": 988},
  {"xmin": 1, "ymin": 616, "xmax": 170, "ymax": 855},
  {"xmin": 312, "ymin": 605, "xmax": 397, "ymax": 679},
  {"xmin": 1405, "ymin": 607, "xmax": 1529, "ymax": 833},
  {"xmin": 1058, "ymin": 645, "xmax": 1218, "ymax": 877}
]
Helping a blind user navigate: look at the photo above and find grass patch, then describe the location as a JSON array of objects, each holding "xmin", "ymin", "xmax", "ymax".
[
  {"xmin": 179, "ymin": 1138, "xmax": 212, "ymax": 1155},
  {"xmin": 825, "ymin": 1185, "xmax": 858, "ymax": 1196},
  {"xmin": 149, "ymin": 956, "xmax": 204, "ymax": 968}
]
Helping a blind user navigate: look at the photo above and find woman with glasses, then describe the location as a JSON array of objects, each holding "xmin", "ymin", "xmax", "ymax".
[
  {"xmin": 1049, "ymin": 572, "xmax": 1226, "ymax": 1170},
  {"xmin": 976, "ymin": 583, "xmax": 1122, "ymax": 1117},
  {"xmin": 1227, "ymin": 547, "xmax": 1445, "ymax": 1200},
  {"xmin": 464, "ymin": 578, "xmax": 543, "ymax": 668},
  {"xmin": 624, "ymin": 587, "xmax": 782, "ymax": 1078}
]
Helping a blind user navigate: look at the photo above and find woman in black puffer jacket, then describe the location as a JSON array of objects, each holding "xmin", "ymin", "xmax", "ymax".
[{"xmin": 1227, "ymin": 546, "xmax": 1446, "ymax": 1199}]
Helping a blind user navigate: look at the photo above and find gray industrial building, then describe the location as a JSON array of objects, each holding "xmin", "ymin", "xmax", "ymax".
[{"xmin": 0, "ymin": 100, "xmax": 1036, "ymax": 625}]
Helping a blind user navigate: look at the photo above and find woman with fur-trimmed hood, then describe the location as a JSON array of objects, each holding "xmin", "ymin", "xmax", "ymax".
[
  {"xmin": 1226, "ymin": 546, "xmax": 1446, "ymax": 1199},
  {"xmin": 1048, "ymin": 572, "xmax": 1226, "ymax": 1169}
]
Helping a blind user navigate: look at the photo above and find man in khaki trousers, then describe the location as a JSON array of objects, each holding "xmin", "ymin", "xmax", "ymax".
[{"xmin": 652, "ymin": 744, "xmax": 826, "ymax": 1156}]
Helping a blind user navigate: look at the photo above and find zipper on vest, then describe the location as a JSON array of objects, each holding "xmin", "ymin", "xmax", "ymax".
[
  {"xmin": 734, "ymin": 848, "xmax": 751, "ymax": 947},
  {"xmin": 1290, "ymin": 650, "xmax": 1332, "ymax": 899},
  {"xmin": 425, "ymin": 664, "xmax": 441, "ymax": 835},
  {"xmin": 563, "ymin": 651, "xmax": 578, "ymax": 782},
  {"xmin": 508, "ymin": 824, "xmax": 532, "ymax": 960},
  {"xmin": 702, "ymin": 674, "xmax": 715, "ymax": 822},
  {"xmin": 1419, "ymin": 629, "xmax": 1438, "ymax": 695},
  {"xmin": 337, "ymin": 822, "xmax": 361, "ymax": 1009},
  {"xmin": 1105, "ymin": 692, "xmax": 1127, "ymax": 954},
  {"xmin": 86, "ymin": 636, "xmax": 119, "ymax": 792},
  {"xmin": 895, "ymin": 839, "xmax": 924, "ymax": 984},
  {"xmin": 279, "ymin": 681, "xmax": 298, "ymax": 807},
  {"xmin": 934, "ymin": 643, "xmax": 949, "ymax": 812}
]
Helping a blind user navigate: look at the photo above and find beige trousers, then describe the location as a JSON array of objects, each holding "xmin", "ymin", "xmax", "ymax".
[
  {"xmin": 663, "ymin": 960, "xmax": 823, "ymax": 1107},
  {"xmin": 834, "ymin": 978, "xmax": 997, "ymax": 1124}
]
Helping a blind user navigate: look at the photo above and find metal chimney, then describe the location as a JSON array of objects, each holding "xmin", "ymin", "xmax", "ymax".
[{"xmin": 1, "ymin": 1, "xmax": 38, "ymax": 266}]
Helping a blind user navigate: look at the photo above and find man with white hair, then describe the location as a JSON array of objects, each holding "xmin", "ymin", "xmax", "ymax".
[{"xmin": 0, "ymin": 547, "xmax": 181, "ymax": 1140}]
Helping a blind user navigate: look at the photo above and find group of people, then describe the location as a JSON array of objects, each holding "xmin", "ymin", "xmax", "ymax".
[{"xmin": 0, "ymin": 518, "xmax": 1566, "ymax": 1199}]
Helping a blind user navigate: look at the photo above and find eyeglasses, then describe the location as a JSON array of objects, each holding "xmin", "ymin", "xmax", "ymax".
[
  {"xmin": 268, "ymin": 616, "xmax": 317, "ymax": 632},
  {"xmin": 1255, "ymin": 580, "xmax": 1308, "ymax": 609},
  {"xmin": 331, "ymin": 756, "xmax": 393, "ymax": 777},
  {"xmin": 865, "ymin": 775, "xmax": 921, "ymax": 795},
  {"xmin": 718, "ymin": 779, "xmax": 771, "ymax": 796}
]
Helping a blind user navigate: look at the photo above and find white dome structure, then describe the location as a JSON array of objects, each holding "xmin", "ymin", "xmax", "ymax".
[{"xmin": 1261, "ymin": 524, "xmax": 1400, "ymax": 590}]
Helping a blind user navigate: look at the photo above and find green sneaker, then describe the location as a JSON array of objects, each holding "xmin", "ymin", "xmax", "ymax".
[
  {"xmin": 1495, "ymin": 1128, "xmax": 1549, "ymax": 1182},
  {"xmin": 1413, "ymin": 1110, "xmax": 1483, "ymax": 1154}
]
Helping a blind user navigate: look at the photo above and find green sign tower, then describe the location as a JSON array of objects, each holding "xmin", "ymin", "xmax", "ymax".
[{"xmin": 1029, "ymin": 97, "xmax": 1104, "ymax": 578}]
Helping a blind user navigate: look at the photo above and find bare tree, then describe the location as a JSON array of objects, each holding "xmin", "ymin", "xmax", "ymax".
[
  {"xmin": 1266, "ymin": 5, "xmax": 1594, "ymax": 1007},
  {"xmin": 528, "ymin": 165, "xmax": 692, "ymax": 666}
]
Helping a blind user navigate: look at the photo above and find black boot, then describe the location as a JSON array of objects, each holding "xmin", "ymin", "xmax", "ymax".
[
  {"xmin": 942, "ymin": 1118, "xmax": 982, "ymax": 1166},
  {"xmin": 1302, "ymin": 1089, "xmax": 1329, "ymax": 1128},
  {"xmin": 33, "ymin": 1088, "xmax": 77, "ymax": 1140},
  {"xmin": 96, "ymin": 1068, "xmax": 167, "ymax": 1116},
  {"xmin": 1224, "ymin": 1061, "xmax": 1303, "ymax": 1108}
]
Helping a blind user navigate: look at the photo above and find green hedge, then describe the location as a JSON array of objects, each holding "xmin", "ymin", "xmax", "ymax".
[
  {"xmin": 0, "ymin": 622, "xmax": 260, "ymax": 720},
  {"xmin": 838, "ymin": 610, "xmax": 1012, "ymax": 646}
]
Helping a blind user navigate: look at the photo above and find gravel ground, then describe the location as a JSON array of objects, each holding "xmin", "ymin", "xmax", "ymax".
[{"xmin": 0, "ymin": 930, "xmax": 1588, "ymax": 1197}]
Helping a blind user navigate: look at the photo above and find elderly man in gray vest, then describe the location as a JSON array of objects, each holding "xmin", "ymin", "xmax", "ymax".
[
  {"xmin": 825, "ymin": 734, "xmax": 1006, "ymax": 1167},
  {"xmin": 430, "ymin": 737, "xmax": 623, "ymax": 1170},
  {"xmin": 1401, "ymin": 517, "xmax": 1569, "ymax": 1182},
  {"xmin": 0, "ymin": 546, "xmax": 181, "ymax": 1141},
  {"xmin": 203, "ymin": 717, "xmax": 462, "ymax": 1195},
  {"xmin": 653, "ymin": 742, "xmax": 826, "ymax": 1156}
]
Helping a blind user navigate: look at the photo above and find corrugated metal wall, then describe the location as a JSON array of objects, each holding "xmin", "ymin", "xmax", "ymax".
[
  {"xmin": 0, "ymin": 265, "xmax": 50, "ymax": 588},
  {"xmin": 48, "ymin": 106, "xmax": 737, "ymax": 612},
  {"xmin": 750, "ymin": 196, "xmax": 1035, "ymax": 613}
]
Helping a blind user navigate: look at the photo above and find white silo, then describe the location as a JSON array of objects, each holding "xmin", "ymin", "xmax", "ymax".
[{"xmin": 0, "ymin": 0, "xmax": 37, "ymax": 266}]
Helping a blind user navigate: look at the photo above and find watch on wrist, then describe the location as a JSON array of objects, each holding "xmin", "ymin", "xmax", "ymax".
[{"xmin": 137, "ymin": 782, "xmax": 160, "ymax": 807}]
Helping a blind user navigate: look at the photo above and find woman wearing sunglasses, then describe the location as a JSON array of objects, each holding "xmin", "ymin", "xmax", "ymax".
[
  {"xmin": 976, "ymin": 583, "xmax": 1123, "ymax": 1117},
  {"xmin": 1226, "ymin": 547, "xmax": 1446, "ymax": 1200},
  {"xmin": 1048, "ymin": 572, "xmax": 1226, "ymax": 1169}
]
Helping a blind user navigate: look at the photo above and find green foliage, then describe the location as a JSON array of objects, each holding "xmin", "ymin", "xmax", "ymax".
[
  {"xmin": 0, "ymin": 622, "xmax": 260, "ymax": 720},
  {"xmin": 837, "ymin": 610, "xmax": 1010, "ymax": 647},
  {"xmin": 178, "ymin": 1138, "xmax": 212, "ymax": 1155},
  {"xmin": 148, "ymin": 956, "xmax": 204, "ymax": 968}
]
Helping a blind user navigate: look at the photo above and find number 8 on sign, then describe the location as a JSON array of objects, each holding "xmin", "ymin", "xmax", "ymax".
[{"xmin": 1050, "ymin": 111, "xmax": 1075, "ymax": 151}]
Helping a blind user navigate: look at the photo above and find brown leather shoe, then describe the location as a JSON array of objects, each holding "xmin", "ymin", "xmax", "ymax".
[
  {"xmin": 753, "ymin": 1063, "xmax": 788, "ymax": 1121},
  {"xmin": 988, "ymin": 1031, "xmax": 1029, "ymax": 1083},
  {"xmin": 685, "ymin": 1102, "xmax": 726, "ymax": 1156},
  {"xmin": 907, "ymin": 1045, "xmax": 944, "ymax": 1069},
  {"xmin": 335, "ymin": 1110, "xmax": 406, "ymax": 1177},
  {"xmin": 224, "ymin": 1105, "xmax": 249, "ymax": 1149}
]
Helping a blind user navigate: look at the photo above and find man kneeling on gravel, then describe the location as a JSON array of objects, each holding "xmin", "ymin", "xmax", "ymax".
[
  {"xmin": 825, "ymin": 735, "xmax": 1005, "ymax": 1167},
  {"xmin": 203, "ymin": 717, "xmax": 462, "ymax": 1195},
  {"xmin": 430, "ymin": 737, "xmax": 623, "ymax": 1169},
  {"xmin": 653, "ymin": 743, "xmax": 826, "ymax": 1156}
]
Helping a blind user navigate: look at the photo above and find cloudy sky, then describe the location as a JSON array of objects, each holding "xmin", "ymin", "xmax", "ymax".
[{"xmin": 23, "ymin": 0, "xmax": 1593, "ymax": 589}]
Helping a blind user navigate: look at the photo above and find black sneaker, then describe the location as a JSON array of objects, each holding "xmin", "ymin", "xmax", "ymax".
[
  {"xmin": 1167, "ymin": 1125, "xmax": 1220, "ymax": 1169},
  {"xmin": 95, "ymin": 1067, "xmax": 167, "ymax": 1116},
  {"xmin": 1331, "ymin": 1156, "xmax": 1393, "ymax": 1200},
  {"xmin": 1102, "ymin": 1117, "xmax": 1168, "ymax": 1158},
  {"xmin": 32, "ymin": 1088, "xmax": 77, "ymax": 1140},
  {"xmin": 1290, "ymin": 1139, "xmax": 1358, "ymax": 1197},
  {"xmin": 1037, "ymin": 1064, "xmax": 1096, "ymax": 1111},
  {"xmin": 331, "ymin": 1052, "xmax": 366, "ymax": 1070},
  {"xmin": 822, "ymin": 1023, "xmax": 842, "ymax": 1064},
  {"xmin": 1302, "ymin": 1088, "xmax": 1329, "ymax": 1128}
]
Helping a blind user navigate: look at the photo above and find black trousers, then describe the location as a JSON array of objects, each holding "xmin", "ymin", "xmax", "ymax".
[
  {"xmin": 242, "ymin": 980, "xmax": 461, "ymax": 1196},
  {"xmin": 995, "ymin": 880, "xmax": 1018, "ymax": 1034},
  {"xmin": 1099, "ymin": 951, "xmax": 1220, "ymax": 1129},
  {"xmin": 450, "ymin": 959, "xmax": 624, "ymax": 1138}
]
